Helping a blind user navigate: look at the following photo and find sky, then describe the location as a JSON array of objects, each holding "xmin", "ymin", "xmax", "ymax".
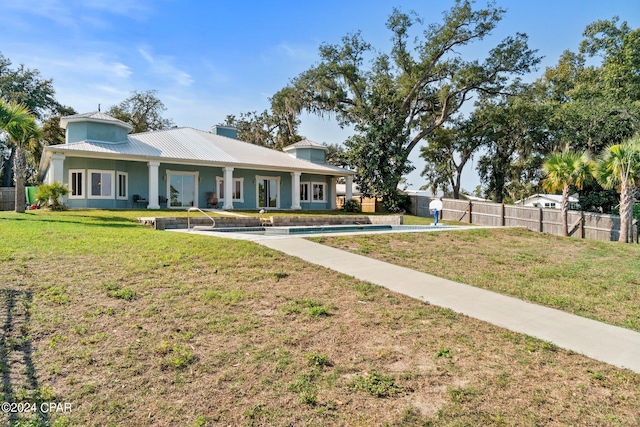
[{"xmin": 1, "ymin": 0, "xmax": 639, "ymax": 192}]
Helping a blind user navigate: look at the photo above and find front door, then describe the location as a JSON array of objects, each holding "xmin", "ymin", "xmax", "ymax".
[
  {"xmin": 258, "ymin": 177, "xmax": 279, "ymax": 208},
  {"xmin": 168, "ymin": 172, "xmax": 197, "ymax": 208}
]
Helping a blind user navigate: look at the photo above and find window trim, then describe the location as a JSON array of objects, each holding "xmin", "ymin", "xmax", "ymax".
[
  {"xmin": 311, "ymin": 181, "xmax": 327, "ymax": 203},
  {"xmin": 215, "ymin": 176, "xmax": 244, "ymax": 202},
  {"xmin": 116, "ymin": 171, "xmax": 128, "ymax": 200},
  {"xmin": 88, "ymin": 169, "xmax": 115, "ymax": 199},
  {"xmin": 68, "ymin": 169, "xmax": 85, "ymax": 199}
]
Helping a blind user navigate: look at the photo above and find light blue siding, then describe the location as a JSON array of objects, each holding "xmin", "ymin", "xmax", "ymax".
[
  {"xmin": 290, "ymin": 147, "xmax": 326, "ymax": 164},
  {"xmin": 61, "ymin": 159, "xmax": 336, "ymax": 210},
  {"xmin": 66, "ymin": 121, "xmax": 129, "ymax": 144}
]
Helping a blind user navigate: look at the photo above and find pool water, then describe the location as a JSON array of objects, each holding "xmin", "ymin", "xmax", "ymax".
[{"xmin": 205, "ymin": 224, "xmax": 444, "ymax": 236}]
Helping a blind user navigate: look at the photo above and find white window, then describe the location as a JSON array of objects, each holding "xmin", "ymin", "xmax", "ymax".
[
  {"xmin": 216, "ymin": 177, "xmax": 244, "ymax": 202},
  {"xmin": 68, "ymin": 169, "xmax": 84, "ymax": 199},
  {"xmin": 117, "ymin": 172, "xmax": 128, "ymax": 200},
  {"xmin": 544, "ymin": 202, "xmax": 556, "ymax": 209},
  {"xmin": 88, "ymin": 170, "xmax": 114, "ymax": 199},
  {"xmin": 312, "ymin": 182, "xmax": 326, "ymax": 202},
  {"xmin": 300, "ymin": 182, "xmax": 310, "ymax": 202}
]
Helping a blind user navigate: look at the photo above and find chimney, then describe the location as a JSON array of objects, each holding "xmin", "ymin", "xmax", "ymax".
[{"xmin": 211, "ymin": 125, "xmax": 237, "ymax": 139}]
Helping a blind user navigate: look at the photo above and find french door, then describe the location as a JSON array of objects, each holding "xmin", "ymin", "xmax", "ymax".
[
  {"xmin": 168, "ymin": 171, "xmax": 198, "ymax": 208},
  {"xmin": 257, "ymin": 177, "xmax": 279, "ymax": 208}
]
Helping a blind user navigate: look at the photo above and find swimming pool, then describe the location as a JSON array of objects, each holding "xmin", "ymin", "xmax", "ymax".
[{"xmin": 202, "ymin": 224, "xmax": 446, "ymax": 236}]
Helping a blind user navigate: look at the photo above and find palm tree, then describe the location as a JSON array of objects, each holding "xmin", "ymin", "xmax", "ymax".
[
  {"xmin": 542, "ymin": 149, "xmax": 594, "ymax": 237},
  {"xmin": 0, "ymin": 100, "xmax": 41, "ymax": 213},
  {"xmin": 596, "ymin": 137, "xmax": 640, "ymax": 243}
]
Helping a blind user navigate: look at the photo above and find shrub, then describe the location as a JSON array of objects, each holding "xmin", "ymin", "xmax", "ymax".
[
  {"xmin": 34, "ymin": 181, "xmax": 69, "ymax": 210},
  {"xmin": 342, "ymin": 199, "xmax": 362, "ymax": 213},
  {"xmin": 382, "ymin": 193, "xmax": 411, "ymax": 213}
]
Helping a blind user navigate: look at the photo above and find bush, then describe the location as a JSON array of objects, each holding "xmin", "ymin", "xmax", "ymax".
[
  {"xmin": 34, "ymin": 182, "xmax": 69, "ymax": 210},
  {"xmin": 342, "ymin": 199, "xmax": 362, "ymax": 213},
  {"xmin": 382, "ymin": 193, "xmax": 412, "ymax": 213}
]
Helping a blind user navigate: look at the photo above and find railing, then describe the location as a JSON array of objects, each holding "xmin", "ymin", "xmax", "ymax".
[{"xmin": 187, "ymin": 207, "xmax": 216, "ymax": 231}]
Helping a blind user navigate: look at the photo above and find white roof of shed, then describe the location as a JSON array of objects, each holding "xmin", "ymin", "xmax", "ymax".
[{"xmin": 515, "ymin": 193, "xmax": 579, "ymax": 205}]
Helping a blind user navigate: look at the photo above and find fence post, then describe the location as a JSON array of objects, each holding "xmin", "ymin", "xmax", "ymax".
[
  {"xmin": 501, "ymin": 204, "xmax": 505, "ymax": 226},
  {"xmin": 468, "ymin": 200, "xmax": 472, "ymax": 224},
  {"xmin": 539, "ymin": 208, "xmax": 543, "ymax": 233},
  {"xmin": 581, "ymin": 211, "xmax": 585, "ymax": 239}
]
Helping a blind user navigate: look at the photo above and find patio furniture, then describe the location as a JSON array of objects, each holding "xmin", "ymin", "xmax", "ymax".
[
  {"xmin": 206, "ymin": 192, "xmax": 219, "ymax": 208},
  {"xmin": 133, "ymin": 195, "xmax": 148, "ymax": 208}
]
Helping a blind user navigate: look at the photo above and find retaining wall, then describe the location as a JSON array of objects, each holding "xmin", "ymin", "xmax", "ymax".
[{"xmin": 141, "ymin": 215, "xmax": 403, "ymax": 230}]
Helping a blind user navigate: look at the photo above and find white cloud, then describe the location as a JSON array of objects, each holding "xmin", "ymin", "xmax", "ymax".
[
  {"xmin": 81, "ymin": 0, "xmax": 152, "ymax": 19},
  {"xmin": 138, "ymin": 47, "xmax": 194, "ymax": 87},
  {"xmin": 2, "ymin": 0, "xmax": 78, "ymax": 30},
  {"xmin": 0, "ymin": 0, "xmax": 155, "ymax": 39},
  {"xmin": 273, "ymin": 42, "xmax": 317, "ymax": 62},
  {"xmin": 46, "ymin": 54, "xmax": 132, "ymax": 81}
]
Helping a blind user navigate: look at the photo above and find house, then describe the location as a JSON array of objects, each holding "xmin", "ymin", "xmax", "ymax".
[
  {"xmin": 514, "ymin": 193, "xmax": 579, "ymax": 210},
  {"xmin": 38, "ymin": 112, "xmax": 355, "ymax": 210}
]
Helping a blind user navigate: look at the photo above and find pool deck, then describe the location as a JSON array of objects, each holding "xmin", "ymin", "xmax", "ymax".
[
  {"xmin": 172, "ymin": 227, "xmax": 640, "ymax": 374},
  {"xmin": 177, "ymin": 223, "xmax": 475, "ymax": 239}
]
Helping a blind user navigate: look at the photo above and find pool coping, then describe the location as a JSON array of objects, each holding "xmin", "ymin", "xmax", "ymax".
[{"xmin": 169, "ymin": 224, "xmax": 487, "ymax": 240}]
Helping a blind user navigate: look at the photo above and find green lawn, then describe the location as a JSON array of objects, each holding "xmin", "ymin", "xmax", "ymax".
[
  {"xmin": 0, "ymin": 210, "xmax": 639, "ymax": 426},
  {"xmin": 313, "ymin": 226, "xmax": 640, "ymax": 332}
]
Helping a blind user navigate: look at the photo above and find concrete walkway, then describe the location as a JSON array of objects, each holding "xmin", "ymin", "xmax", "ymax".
[{"xmin": 257, "ymin": 237, "xmax": 640, "ymax": 374}]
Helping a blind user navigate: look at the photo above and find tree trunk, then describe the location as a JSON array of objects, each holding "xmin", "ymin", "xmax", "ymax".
[
  {"xmin": 13, "ymin": 145, "xmax": 26, "ymax": 213},
  {"xmin": 452, "ymin": 170, "xmax": 462, "ymax": 199},
  {"xmin": 618, "ymin": 180, "xmax": 633, "ymax": 243},
  {"xmin": 624, "ymin": 185, "xmax": 635, "ymax": 243},
  {"xmin": 561, "ymin": 185, "xmax": 569, "ymax": 237}
]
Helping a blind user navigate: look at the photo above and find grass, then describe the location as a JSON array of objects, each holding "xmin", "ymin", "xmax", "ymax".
[
  {"xmin": 0, "ymin": 210, "xmax": 639, "ymax": 426},
  {"xmin": 314, "ymin": 225, "xmax": 640, "ymax": 332}
]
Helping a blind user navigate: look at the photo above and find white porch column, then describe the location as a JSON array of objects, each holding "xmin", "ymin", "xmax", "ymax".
[
  {"xmin": 223, "ymin": 166, "xmax": 234, "ymax": 209},
  {"xmin": 50, "ymin": 154, "xmax": 66, "ymax": 185},
  {"xmin": 147, "ymin": 161, "xmax": 160, "ymax": 209},
  {"xmin": 291, "ymin": 172, "xmax": 301, "ymax": 210},
  {"xmin": 345, "ymin": 176, "xmax": 353, "ymax": 201},
  {"xmin": 330, "ymin": 178, "xmax": 337, "ymax": 210}
]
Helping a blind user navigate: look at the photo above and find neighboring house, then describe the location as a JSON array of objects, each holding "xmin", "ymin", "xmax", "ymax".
[
  {"xmin": 335, "ymin": 182, "xmax": 381, "ymax": 212},
  {"xmin": 459, "ymin": 194, "xmax": 490, "ymax": 202},
  {"xmin": 38, "ymin": 112, "xmax": 355, "ymax": 210},
  {"xmin": 514, "ymin": 193, "xmax": 580, "ymax": 210},
  {"xmin": 335, "ymin": 182, "xmax": 361, "ymax": 198}
]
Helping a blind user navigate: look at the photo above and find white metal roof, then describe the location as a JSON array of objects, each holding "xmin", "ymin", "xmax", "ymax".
[
  {"xmin": 283, "ymin": 138, "xmax": 329, "ymax": 152},
  {"xmin": 59, "ymin": 111, "xmax": 133, "ymax": 131},
  {"xmin": 42, "ymin": 126, "xmax": 353, "ymax": 176}
]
